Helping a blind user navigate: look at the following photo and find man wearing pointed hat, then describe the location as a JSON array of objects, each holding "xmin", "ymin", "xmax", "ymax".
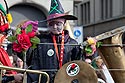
[{"xmin": 26, "ymin": 0, "xmax": 82, "ymax": 83}]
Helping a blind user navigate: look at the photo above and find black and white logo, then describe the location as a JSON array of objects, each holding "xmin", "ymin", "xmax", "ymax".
[{"xmin": 66, "ymin": 63, "xmax": 80, "ymax": 76}]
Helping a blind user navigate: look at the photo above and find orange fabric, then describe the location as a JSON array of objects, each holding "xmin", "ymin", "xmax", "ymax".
[
  {"xmin": 0, "ymin": 35, "xmax": 17, "ymax": 74},
  {"xmin": 52, "ymin": 31, "xmax": 64, "ymax": 68},
  {"xmin": 0, "ymin": 48, "xmax": 17, "ymax": 74},
  {"xmin": 0, "ymin": 11, "xmax": 16, "ymax": 74}
]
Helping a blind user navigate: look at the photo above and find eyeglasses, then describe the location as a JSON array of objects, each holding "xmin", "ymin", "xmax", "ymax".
[
  {"xmin": 48, "ymin": 21, "xmax": 64, "ymax": 26},
  {"xmin": 17, "ymin": 61, "xmax": 23, "ymax": 62}
]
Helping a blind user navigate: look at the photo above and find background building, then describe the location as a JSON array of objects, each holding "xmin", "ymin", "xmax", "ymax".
[
  {"xmin": 74, "ymin": 0, "xmax": 125, "ymax": 39},
  {"xmin": 2, "ymin": 0, "xmax": 124, "ymax": 42},
  {"xmin": 1, "ymin": 0, "xmax": 78, "ymax": 31}
]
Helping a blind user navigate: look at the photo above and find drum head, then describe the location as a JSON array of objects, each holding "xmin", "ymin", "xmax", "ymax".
[{"xmin": 54, "ymin": 60, "xmax": 98, "ymax": 83}]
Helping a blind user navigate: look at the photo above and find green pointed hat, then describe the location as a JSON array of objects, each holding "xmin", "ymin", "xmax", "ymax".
[{"xmin": 47, "ymin": 0, "xmax": 77, "ymax": 21}]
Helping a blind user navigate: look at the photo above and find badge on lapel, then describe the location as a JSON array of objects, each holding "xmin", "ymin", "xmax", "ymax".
[{"xmin": 47, "ymin": 49, "xmax": 54, "ymax": 56}]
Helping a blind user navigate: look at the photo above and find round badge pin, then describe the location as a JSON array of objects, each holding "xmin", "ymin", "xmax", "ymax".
[
  {"xmin": 66, "ymin": 63, "xmax": 80, "ymax": 76},
  {"xmin": 47, "ymin": 49, "xmax": 54, "ymax": 56}
]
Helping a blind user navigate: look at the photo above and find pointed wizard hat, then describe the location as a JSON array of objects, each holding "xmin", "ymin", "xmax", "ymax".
[{"xmin": 47, "ymin": 0, "xmax": 77, "ymax": 21}]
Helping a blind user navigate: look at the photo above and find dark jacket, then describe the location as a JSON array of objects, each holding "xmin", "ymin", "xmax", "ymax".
[
  {"xmin": 2, "ymin": 75, "xmax": 14, "ymax": 83},
  {"xmin": 26, "ymin": 30, "xmax": 81, "ymax": 83}
]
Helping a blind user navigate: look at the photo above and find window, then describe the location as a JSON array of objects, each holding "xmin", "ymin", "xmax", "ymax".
[
  {"xmin": 100, "ymin": 0, "xmax": 112, "ymax": 20},
  {"xmin": 123, "ymin": 0, "xmax": 125, "ymax": 14},
  {"xmin": 83, "ymin": 1, "xmax": 90, "ymax": 24},
  {"xmin": 74, "ymin": 5, "xmax": 78, "ymax": 25},
  {"xmin": 74, "ymin": 1, "xmax": 90, "ymax": 25}
]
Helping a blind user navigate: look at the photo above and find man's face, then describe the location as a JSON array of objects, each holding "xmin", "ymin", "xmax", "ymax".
[{"xmin": 48, "ymin": 18, "xmax": 65, "ymax": 34}]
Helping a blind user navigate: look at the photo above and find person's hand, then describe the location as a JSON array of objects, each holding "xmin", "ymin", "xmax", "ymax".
[{"xmin": 14, "ymin": 74, "xmax": 23, "ymax": 83}]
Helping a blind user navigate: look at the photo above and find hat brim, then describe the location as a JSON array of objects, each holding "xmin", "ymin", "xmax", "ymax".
[
  {"xmin": 47, "ymin": 14, "xmax": 78, "ymax": 21},
  {"xmin": 57, "ymin": 15, "xmax": 78, "ymax": 20},
  {"xmin": 39, "ymin": 14, "xmax": 78, "ymax": 23}
]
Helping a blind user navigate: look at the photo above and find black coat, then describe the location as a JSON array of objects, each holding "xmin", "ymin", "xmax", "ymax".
[{"xmin": 26, "ymin": 30, "xmax": 82, "ymax": 83}]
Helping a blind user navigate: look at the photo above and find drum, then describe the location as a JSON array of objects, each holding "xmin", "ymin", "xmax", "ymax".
[{"xmin": 54, "ymin": 60, "xmax": 98, "ymax": 83}]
